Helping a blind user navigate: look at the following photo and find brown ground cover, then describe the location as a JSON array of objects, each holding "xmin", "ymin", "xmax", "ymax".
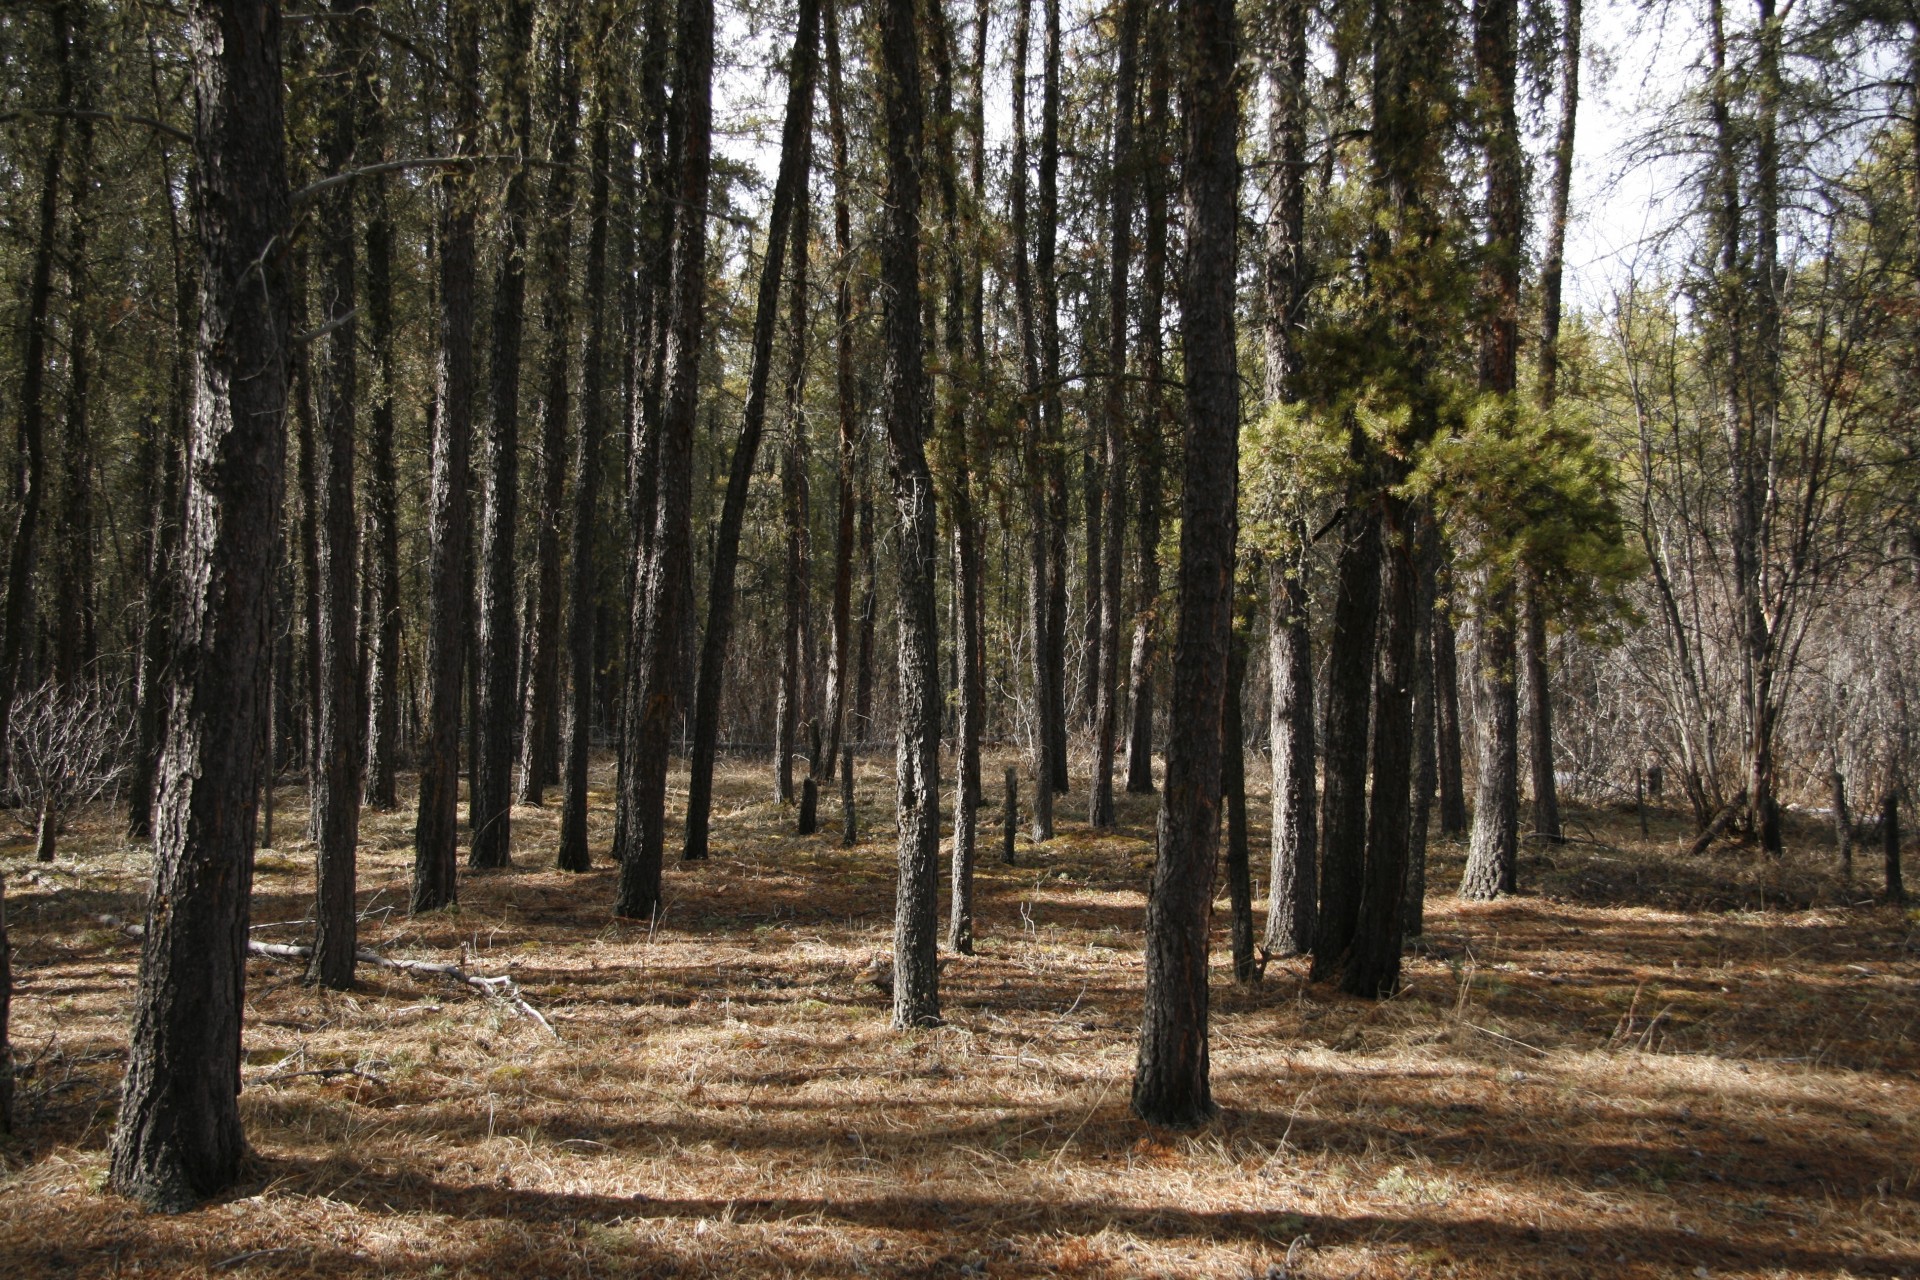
[{"xmin": 2, "ymin": 752, "xmax": 1917, "ymax": 1278}]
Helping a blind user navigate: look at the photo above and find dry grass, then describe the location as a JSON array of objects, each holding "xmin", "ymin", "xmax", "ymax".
[{"xmin": 3, "ymin": 752, "xmax": 1918, "ymax": 1278}]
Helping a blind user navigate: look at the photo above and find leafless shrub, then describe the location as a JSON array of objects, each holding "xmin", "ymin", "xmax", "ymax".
[{"xmin": 4, "ymin": 679, "xmax": 131, "ymax": 862}]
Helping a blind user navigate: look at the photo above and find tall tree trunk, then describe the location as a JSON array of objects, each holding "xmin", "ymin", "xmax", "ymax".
[
  {"xmin": 362, "ymin": 23, "xmax": 401, "ymax": 812},
  {"xmin": 1264, "ymin": 554, "xmax": 1316, "ymax": 956},
  {"xmin": 309, "ymin": 0, "xmax": 368, "ymax": 990},
  {"xmin": 1309, "ymin": 485, "xmax": 1380, "ymax": 980},
  {"xmin": 1, "ymin": 0, "xmax": 71, "ymax": 790},
  {"xmin": 1404, "ymin": 517, "xmax": 1439, "ymax": 938},
  {"xmin": 55, "ymin": 24, "xmax": 97, "ymax": 686},
  {"xmin": 1523, "ymin": 0, "xmax": 1580, "ymax": 847},
  {"xmin": 0, "ymin": 864, "xmax": 10, "ymax": 1131},
  {"xmin": 1010, "ymin": 0, "xmax": 1055, "ymax": 840},
  {"xmin": 470, "ymin": 0, "xmax": 537, "ymax": 869},
  {"xmin": 1090, "ymin": 0, "xmax": 1143, "ymax": 830},
  {"xmin": 1433, "ymin": 560, "xmax": 1468, "ymax": 836},
  {"xmin": 1224, "ymin": 581, "xmax": 1257, "ymax": 984},
  {"xmin": 1133, "ymin": 0, "xmax": 1237, "ymax": 1127},
  {"xmin": 1039, "ymin": 0, "xmax": 1069, "ymax": 795},
  {"xmin": 876, "ymin": 0, "xmax": 941, "ymax": 1029},
  {"xmin": 519, "ymin": 12, "xmax": 585, "ymax": 807},
  {"xmin": 1123, "ymin": 9, "xmax": 1168, "ymax": 797},
  {"xmin": 1460, "ymin": 0, "xmax": 1524, "ymax": 899},
  {"xmin": 558, "ymin": 24, "xmax": 620, "ymax": 874},
  {"xmin": 681, "ymin": 0, "xmax": 818, "ymax": 860},
  {"xmin": 777, "ymin": 165, "xmax": 816, "ymax": 803},
  {"xmin": 108, "ymin": 0, "xmax": 290, "ymax": 1208},
  {"xmin": 413, "ymin": 0, "xmax": 482, "ymax": 913},
  {"xmin": 616, "ymin": 0, "xmax": 716, "ymax": 918},
  {"xmin": 819, "ymin": 0, "xmax": 857, "ymax": 785}
]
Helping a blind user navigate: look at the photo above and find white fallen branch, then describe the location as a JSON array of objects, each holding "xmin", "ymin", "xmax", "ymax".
[{"xmin": 101, "ymin": 916, "xmax": 559, "ymax": 1039}]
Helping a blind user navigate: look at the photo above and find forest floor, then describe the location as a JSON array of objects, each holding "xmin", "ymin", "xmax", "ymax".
[{"xmin": 2, "ymin": 752, "xmax": 1918, "ymax": 1279}]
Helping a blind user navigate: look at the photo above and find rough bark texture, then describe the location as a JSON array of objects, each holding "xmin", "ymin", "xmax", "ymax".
[
  {"xmin": 1090, "ymin": 0, "xmax": 1143, "ymax": 831},
  {"xmin": 1039, "ymin": 0, "xmax": 1069, "ymax": 795},
  {"xmin": 1133, "ymin": 0, "xmax": 1236, "ymax": 1128},
  {"xmin": 1264, "ymin": 554, "xmax": 1316, "ymax": 956},
  {"xmin": 876, "ymin": 0, "xmax": 941, "ymax": 1029},
  {"xmin": 309, "ymin": 0, "xmax": 367, "ymax": 990},
  {"xmin": 616, "ymin": 0, "xmax": 716, "ymax": 919},
  {"xmin": 1404, "ymin": 520, "xmax": 1440, "ymax": 938},
  {"xmin": 1310, "ymin": 492, "xmax": 1380, "ymax": 981},
  {"xmin": 0, "ymin": 866, "xmax": 10, "ymax": 1132},
  {"xmin": 776, "ymin": 176, "xmax": 815, "ymax": 805},
  {"xmin": 1433, "ymin": 566, "xmax": 1468, "ymax": 836},
  {"xmin": 362, "ymin": 37, "xmax": 401, "ymax": 812},
  {"xmin": 470, "ymin": 0, "xmax": 537, "ymax": 870},
  {"xmin": 682, "ymin": 0, "xmax": 817, "ymax": 861},
  {"xmin": 517, "ymin": 12, "xmax": 584, "ymax": 808},
  {"xmin": 108, "ymin": 0, "xmax": 290, "ymax": 1209},
  {"xmin": 1462, "ymin": 588, "xmax": 1520, "ymax": 899},
  {"xmin": 818, "ymin": 0, "xmax": 857, "ymax": 786},
  {"xmin": 413, "ymin": 0, "xmax": 480, "ymax": 913},
  {"xmin": 558, "ymin": 34, "xmax": 618, "ymax": 875},
  {"xmin": 1522, "ymin": 574, "xmax": 1562, "ymax": 843},
  {"xmin": 54, "ymin": 23, "xmax": 97, "ymax": 686}
]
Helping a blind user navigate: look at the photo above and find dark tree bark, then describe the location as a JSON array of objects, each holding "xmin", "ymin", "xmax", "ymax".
[
  {"xmin": 777, "ymin": 184, "xmax": 816, "ymax": 805},
  {"xmin": 1404, "ymin": 517, "xmax": 1440, "ymax": 938},
  {"xmin": 682, "ymin": 0, "xmax": 817, "ymax": 860},
  {"xmin": 1224, "ymin": 585, "xmax": 1257, "ymax": 984},
  {"xmin": 1090, "ymin": 0, "xmax": 1143, "ymax": 830},
  {"xmin": 0, "ymin": 0, "xmax": 71, "ymax": 790},
  {"xmin": 54, "ymin": 24, "xmax": 98, "ymax": 686},
  {"xmin": 107, "ymin": 0, "xmax": 291, "ymax": 1209},
  {"xmin": 1010, "ymin": 0, "xmax": 1055, "ymax": 840},
  {"xmin": 1039, "ymin": 0, "xmax": 1069, "ymax": 795},
  {"xmin": 558, "ymin": 23, "xmax": 620, "ymax": 875},
  {"xmin": 361, "ymin": 20, "xmax": 401, "ymax": 812},
  {"xmin": 1309, "ymin": 490, "xmax": 1380, "ymax": 980},
  {"xmin": 1433, "ymin": 561, "xmax": 1468, "ymax": 836},
  {"xmin": 309, "ymin": 0, "xmax": 368, "ymax": 990},
  {"xmin": 0, "ymin": 866, "xmax": 10, "ymax": 1132},
  {"xmin": 874, "ymin": 0, "xmax": 941, "ymax": 1027},
  {"xmin": 819, "ymin": 0, "xmax": 857, "ymax": 785},
  {"xmin": 413, "ymin": 0, "xmax": 481, "ymax": 913},
  {"xmin": 1264, "ymin": 554, "xmax": 1316, "ymax": 956},
  {"xmin": 1133, "ymin": 0, "xmax": 1237, "ymax": 1127},
  {"xmin": 1522, "ymin": 572, "xmax": 1562, "ymax": 843},
  {"xmin": 1124, "ymin": 13, "xmax": 1169, "ymax": 797},
  {"xmin": 1343, "ymin": 497, "xmax": 1418, "ymax": 998},
  {"xmin": 518, "ymin": 11, "xmax": 584, "ymax": 807},
  {"xmin": 470, "ymin": 0, "xmax": 537, "ymax": 870},
  {"xmin": 291, "ymin": 242, "xmax": 321, "ymax": 842},
  {"xmin": 616, "ymin": 0, "xmax": 716, "ymax": 919}
]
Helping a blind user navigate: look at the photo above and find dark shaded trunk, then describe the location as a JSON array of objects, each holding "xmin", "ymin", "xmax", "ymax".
[
  {"xmin": 616, "ymin": 0, "xmax": 716, "ymax": 918},
  {"xmin": 1123, "ymin": 18, "xmax": 1168, "ymax": 797},
  {"xmin": 518, "ymin": 12, "xmax": 584, "ymax": 807},
  {"xmin": 876, "ymin": 0, "xmax": 941, "ymax": 1028},
  {"xmin": 1090, "ymin": 0, "xmax": 1143, "ymax": 830},
  {"xmin": 1039, "ymin": 0, "xmax": 1069, "ymax": 796},
  {"xmin": 819, "ymin": 0, "xmax": 857, "ymax": 785},
  {"xmin": 842, "ymin": 742, "xmax": 857, "ymax": 846},
  {"xmin": 1404, "ymin": 518, "xmax": 1439, "ymax": 938},
  {"xmin": 1343, "ymin": 496, "xmax": 1418, "ymax": 999},
  {"xmin": 361, "ymin": 41, "xmax": 401, "ymax": 812},
  {"xmin": 292, "ymin": 245, "xmax": 321, "ymax": 841},
  {"xmin": 2, "ymin": 0, "xmax": 72, "ymax": 791},
  {"xmin": 108, "ymin": 0, "xmax": 290, "ymax": 1208},
  {"xmin": 1522, "ymin": 573, "xmax": 1561, "ymax": 843},
  {"xmin": 1433, "ymin": 566, "xmax": 1468, "ymax": 836},
  {"xmin": 1133, "ymin": 0, "xmax": 1236, "ymax": 1127},
  {"xmin": 309, "ymin": 0, "xmax": 368, "ymax": 989},
  {"xmin": 777, "ymin": 184, "xmax": 815, "ymax": 804},
  {"xmin": 558, "ymin": 32, "xmax": 619, "ymax": 875},
  {"xmin": 1264, "ymin": 553, "xmax": 1315, "ymax": 956},
  {"xmin": 1309, "ymin": 492, "xmax": 1380, "ymax": 981},
  {"xmin": 0, "ymin": 866, "xmax": 10, "ymax": 1132},
  {"xmin": 1224, "ymin": 588, "xmax": 1256, "ymax": 984},
  {"xmin": 682, "ymin": 0, "xmax": 818, "ymax": 859},
  {"xmin": 470, "ymin": 0, "xmax": 537, "ymax": 870},
  {"xmin": 54, "ymin": 28, "xmax": 97, "ymax": 685},
  {"xmin": 1010, "ymin": 0, "xmax": 1055, "ymax": 840},
  {"xmin": 1830, "ymin": 769, "xmax": 1852, "ymax": 873},
  {"xmin": 413, "ymin": 0, "xmax": 482, "ymax": 913}
]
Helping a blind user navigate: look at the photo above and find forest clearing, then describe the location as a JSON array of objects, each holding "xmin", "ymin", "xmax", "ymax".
[{"xmin": 3, "ymin": 759, "xmax": 1916, "ymax": 1279}]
